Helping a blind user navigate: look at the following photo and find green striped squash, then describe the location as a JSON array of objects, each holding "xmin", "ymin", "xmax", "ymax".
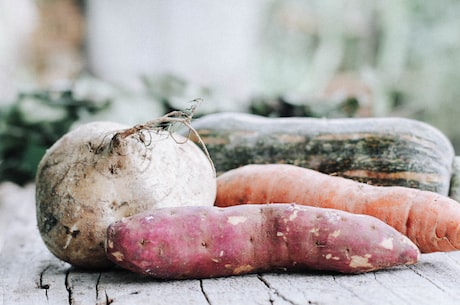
[{"xmin": 186, "ymin": 112, "xmax": 455, "ymax": 196}]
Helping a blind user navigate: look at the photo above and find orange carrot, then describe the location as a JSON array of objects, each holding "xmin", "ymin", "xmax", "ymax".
[{"xmin": 215, "ymin": 164, "xmax": 460, "ymax": 253}]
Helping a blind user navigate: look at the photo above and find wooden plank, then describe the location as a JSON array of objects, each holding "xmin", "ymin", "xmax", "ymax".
[
  {"xmin": 201, "ymin": 274, "xmax": 272, "ymax": 304},
  {"xmin": 39, "ymin": 262, "xmax": 72, "ymax": 305},
  {"xmin": 260, "ymin": 272, "xmax": 369, "ymax": 305},
  {"xmin": 406, "ymin": 252, "xmax": 460, "ymax": 301},
  {"xmin": 2, "ymin": 183, "xmax": 460, "ymax": 305},
  {"xmin": 96, "ymin": 270, "xmax": 209, "ymax": 305},
  {"xmin": 0, "ymin": 183, "xmax": 34, "ymax": 254},
  {"xmin": 0, "ymin": 183, "xmax": 56, "ymax": 305}
]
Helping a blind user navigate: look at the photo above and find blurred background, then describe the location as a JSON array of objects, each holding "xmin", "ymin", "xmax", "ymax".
[{"xmin": 1, "ymin": 0, "xmax": 460, "ymax": 184}]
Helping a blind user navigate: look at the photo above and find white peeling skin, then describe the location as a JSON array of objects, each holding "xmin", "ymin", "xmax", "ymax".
[
  {"xmin": 324, "ymin": 253, "xmax": 340, "ymax": 260},
  {"xmin": 63, "ymin": 235, "xmax": 72, "ymax": 250},
  {"xmin": 62, "ymin": 224, "xmax": 80, "ymax": 249},
  {"xmin": 233, "ymin": 264, "xmax": 254, "ymax": 275},
  {"xmin": 330, "ymin": 230, "xmax": 341, "ymax": 238},
  {"xmin": 227, "ymin": 216, "xmax": 248, "ymax": 225},
  {"xmin": 111, "ymin": 251, "xmax": 125, "ymax": 262},
  {"xmin": 277, "ymin": 231, "xmax": 288, "ymax": 242},
  {"xmin": 349, "ymin": 254, "xmax": 373, "ymax": 269},
  {"xmin": 309, "ymin": 228, "xmax": 320, "ymax": 236},
  {"xmin": 288, "ymin": 208, "xmax": 299, "ymax": 221},
  {"xmin": 324, "ymin": 211, "xmax": 342, "ymax": 224},
  {"xmin": 379, "ymin": 238, "xmax": 394, "ymax": 250}
]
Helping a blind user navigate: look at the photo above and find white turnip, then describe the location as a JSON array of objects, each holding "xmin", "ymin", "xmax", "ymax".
[{"xmin": 36, "ymin": 106, "xmax": 216, "ymax": 268}]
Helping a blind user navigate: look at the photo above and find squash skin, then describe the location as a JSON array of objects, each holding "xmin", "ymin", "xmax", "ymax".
[
  {"xmin": 186, "ymin": 112, "xmax": 455, "ymax": 196},
  {"xmin": 449, "ymin": 157, "xmax": 460, "ymax": 201}
]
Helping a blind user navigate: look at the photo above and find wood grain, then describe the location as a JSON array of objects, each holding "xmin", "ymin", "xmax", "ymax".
[{"xmin": 1, "ymin": 183, "xmax": 460, "ymax": 305}]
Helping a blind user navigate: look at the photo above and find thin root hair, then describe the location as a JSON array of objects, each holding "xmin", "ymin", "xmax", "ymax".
[{"xmin": 106, "ymin": 98, "xmax": 215, "ymax": 174}]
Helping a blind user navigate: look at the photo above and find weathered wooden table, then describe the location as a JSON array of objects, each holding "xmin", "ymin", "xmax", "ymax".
[{"xmin": 1, "ymin": 182, "xmax": 460, "ymax": 305}]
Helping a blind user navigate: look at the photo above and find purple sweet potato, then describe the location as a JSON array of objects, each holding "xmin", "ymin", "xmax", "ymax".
[{"xmin": 105, "ymin": 204, "xmax": 420, "ymax": 279}]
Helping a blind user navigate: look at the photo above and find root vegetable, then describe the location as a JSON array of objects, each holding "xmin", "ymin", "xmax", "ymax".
[
  {"xmin": 36, "ymin": 109, "xmax": 216, "ymax": 269},
  {"xmin": 215, "ymin": 164, "xmax": 460, "ymax": 253},
  {"xmin": 105, "ymin": 204, "xmax": 420, "ymax": 279}
]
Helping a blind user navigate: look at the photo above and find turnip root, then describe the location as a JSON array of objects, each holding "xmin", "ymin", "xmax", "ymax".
[
  {"xmin": 105, "ymin": 204, "xmax": 420, "ymax": 279},
  {"xmin": 36, "ymin": 108, "xmax": 216, "ymax": 268}
]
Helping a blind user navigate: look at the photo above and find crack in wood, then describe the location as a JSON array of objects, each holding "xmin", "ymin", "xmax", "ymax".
[
  {"xmin": 38, "ymin": 265, "xmax": 51, "ymax": 300},
  {"xmin": 331, "ymin": 274, "xmax": 368, "ymax": 303},
  {"xmin": 95, "ymin": 273, "xmax": 114, "ymax": 305},
  {"xmin": 408, "ymin": 265, "xmax": 447, "ymax": 293},
  {"xmin": 104, "ymin": 290, "xmax": 114, "ymax": 305},
  {"xmin": 257, "ymin": 274, "xmax": 298, "ymax": 305},
  {"xmin": 199, "ymin": 279, "xmax": 212, "ymax": 305},
  {"xmin": 64, "ymin": 269, "xmax": 73, "ymax": 305},
  {"xmin": 95, "ymin": 273, "xmax": 102, "ymax": 300},
  {"xmin": 371, "ymin": 271, "xmax": 413, "ymax": 303}
]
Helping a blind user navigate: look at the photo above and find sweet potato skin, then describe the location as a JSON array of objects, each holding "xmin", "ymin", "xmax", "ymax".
[{"xmin": 105, "ymin": 204, "xmax": 419, "ymax": 279}]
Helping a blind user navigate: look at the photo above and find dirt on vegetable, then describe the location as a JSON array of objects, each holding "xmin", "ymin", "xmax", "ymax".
[{"xmin": 36, "ymin": 102, "xmax": 216, "ymax": 268}]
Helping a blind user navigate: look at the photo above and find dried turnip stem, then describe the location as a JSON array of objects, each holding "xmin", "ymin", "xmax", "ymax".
[{"xmin": 106, "ymin": 98, "xmax": 215, "ymax": 174}]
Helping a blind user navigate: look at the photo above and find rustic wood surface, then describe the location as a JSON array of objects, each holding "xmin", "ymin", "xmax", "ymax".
[{"xmin": 1, "ymin": 182, "xmax": 460, "ymax": 305}]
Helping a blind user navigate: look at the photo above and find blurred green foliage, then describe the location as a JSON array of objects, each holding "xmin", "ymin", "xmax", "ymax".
[
  {"xmin": 255, "ymin": 0, "xmax": 460, "ymax": 151},
  {"xmin": 0, "ymin": 89, "xmax": 109, "ymax": 185},
  {"xmin": 3, "ymin": 1, "xmax": 460, "ymax": 184}
]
